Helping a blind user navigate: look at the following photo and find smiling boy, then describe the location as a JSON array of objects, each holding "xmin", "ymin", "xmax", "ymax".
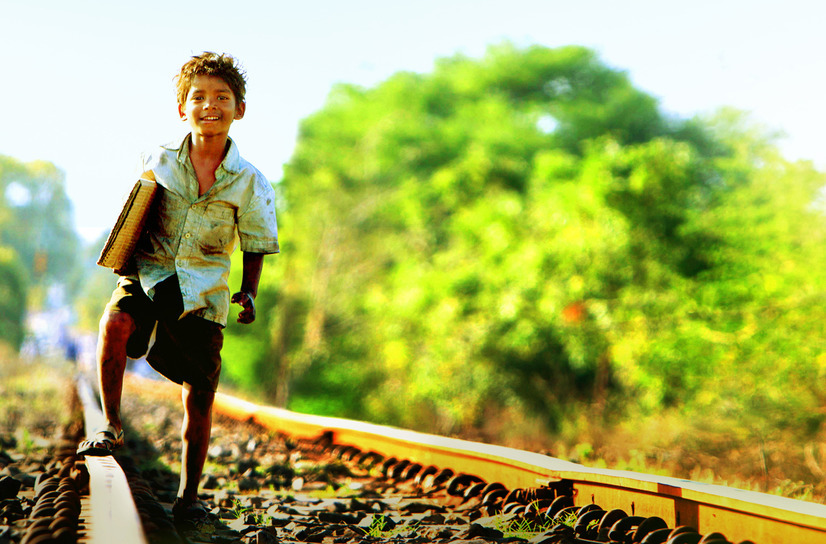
[{"xmin": 77, "ymin": 52, "xmax": 279, "ymax": 523}]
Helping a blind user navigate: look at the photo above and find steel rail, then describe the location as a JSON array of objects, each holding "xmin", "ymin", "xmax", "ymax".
[
  {"xmin": 125, "ymin": 373, "xmax": 826, "ymax": 544},
  {"xmin": 76, "ymin": 375, "xmax": 148, "ymax": 544}
]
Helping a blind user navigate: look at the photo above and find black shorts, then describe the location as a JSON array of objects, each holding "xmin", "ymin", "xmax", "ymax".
[{"xmin": 105, "ymin": 275, "xmax": 223, "ymax": 391}]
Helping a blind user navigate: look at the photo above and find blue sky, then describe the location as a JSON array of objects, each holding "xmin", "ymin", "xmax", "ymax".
[{"xmin": 3, "ymin": 0, "xmax": 825, "ymax": 242}]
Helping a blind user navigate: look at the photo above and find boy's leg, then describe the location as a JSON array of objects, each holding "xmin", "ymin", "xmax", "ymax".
[
  {"xmin": 177, "ymin": 385, "xmax": 215, "ymax": 504},
  {"xmin": 77, "ymin": 309, "xmax": 135, "ymax": 455},
  {"xmin": 97, "ymin": 310, "xmax": 136, "ymax": 432}
]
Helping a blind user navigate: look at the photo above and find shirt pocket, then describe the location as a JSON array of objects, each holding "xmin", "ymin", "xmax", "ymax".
[{"xmin": 200, "ymin": 203, "xmax": 237, "ymax": 254}]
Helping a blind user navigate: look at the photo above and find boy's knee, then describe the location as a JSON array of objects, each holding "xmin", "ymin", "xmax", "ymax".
[{"xmin": 100, "ymin": 310, "xmax": 135, "ymax": 340}]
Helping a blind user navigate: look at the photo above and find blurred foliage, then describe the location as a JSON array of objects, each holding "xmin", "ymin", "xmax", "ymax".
[
  {"xmin": 0, "ymin": 247, "xmax": 27, "ymax": 350},
  {"xmin": 0, "ymin": 155, "xmax": 80, "ymax": 349},
  {"xmin": 73, "ymin": 231, "xmax": 120, "ymax": 331},
  {"xmin": 0, "ymin": 156, "xmax": 80, "ymax": 289},
  {"xmin": 217, "ymin": 43, "xmax": 826, "ymax": 450}
]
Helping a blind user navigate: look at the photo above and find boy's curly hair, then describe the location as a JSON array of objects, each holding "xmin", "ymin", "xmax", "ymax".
[{"xmin": 176, "ymin": 52, "xmax": 247, "ymax": 106}]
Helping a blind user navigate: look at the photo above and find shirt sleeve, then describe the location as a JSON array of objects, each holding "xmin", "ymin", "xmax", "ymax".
[
  {"xmin": 237, "ymin": 179, "xmax": 280, "ymax": 254},
  {"xmin": 134, "ymin": 149, "xmax": 161, "ymax": 180}
]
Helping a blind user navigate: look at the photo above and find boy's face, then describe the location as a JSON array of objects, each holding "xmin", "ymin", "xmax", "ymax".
[{"xmin": 178, "ymin": 75, "xmax": 245, "ymax": 139}]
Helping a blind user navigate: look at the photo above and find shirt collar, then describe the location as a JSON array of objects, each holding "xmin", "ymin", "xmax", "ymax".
[{"xmin": 164, "ymin": 134, "xmax": 242, "ymax": 174}]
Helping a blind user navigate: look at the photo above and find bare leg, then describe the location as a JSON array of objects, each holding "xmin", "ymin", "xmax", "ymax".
[
  {"xmin": 97, "ymin": 310, "xmax": 135, "ymax": 433},
  {"xmin": 178, "ymin": 385, "xmax": 215, "ymax": 503}
]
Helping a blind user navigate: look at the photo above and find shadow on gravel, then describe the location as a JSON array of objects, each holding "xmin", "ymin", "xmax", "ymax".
[
  {"xmin": 114, "ymin": 419, "xmax": 255, "ymax": 544},
  {"xmin": 111, "ymin": 426, "xmax": 186, "ymax": 544}
]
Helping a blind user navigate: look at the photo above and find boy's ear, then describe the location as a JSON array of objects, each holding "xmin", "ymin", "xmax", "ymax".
[
  {"xmin": 178, "ymin": 103, "xmax": 187, "ymax": 121},
  {"xmin": 235, "ymin": 101, "xmax": 246, "ymax": 120}
]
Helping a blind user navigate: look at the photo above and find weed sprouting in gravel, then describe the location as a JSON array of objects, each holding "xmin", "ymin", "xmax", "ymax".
[
  {"xmin": 558, "ymin": 510, "xmax": 579, "ymax": 528},
  {"xmin": 489, "ymin": 514, "xmax": 555, "ymax": 538},
  {"xmin": 365, "ymin": 514, "xmax": 389, "ymax": 538}
]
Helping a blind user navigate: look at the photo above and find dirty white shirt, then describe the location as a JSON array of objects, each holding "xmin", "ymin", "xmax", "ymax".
[{"xmin": 132, "ymin": 135, "xmax": 279, "ymax": 326}]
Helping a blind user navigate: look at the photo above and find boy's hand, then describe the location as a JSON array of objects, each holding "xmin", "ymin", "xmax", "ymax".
[{"xmin": 231, "ymin": 291, "xmax": 256, "ymax": 324}]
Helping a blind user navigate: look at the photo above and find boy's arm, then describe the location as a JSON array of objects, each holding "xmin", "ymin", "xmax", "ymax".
[{"xmin": 231, "ymin": 252, "xmax": 265, "ymax": 324}]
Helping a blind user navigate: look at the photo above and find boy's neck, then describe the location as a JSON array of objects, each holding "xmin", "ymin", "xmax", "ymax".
[
  {"xmin": 188, "ymin": 133, "xmax": 230, "ymax": 195},
  {"xmin": 189, "ymin": 132, "xmax": 230, "ymax": 160}
]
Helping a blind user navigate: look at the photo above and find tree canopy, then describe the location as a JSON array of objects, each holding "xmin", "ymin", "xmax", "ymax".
[
  {"xmin": 219, "ymin": 44, "xmax": 826, "ymax": 449},
  {"xmin": 0, "ymin": 157, "xmax": 79, "ymax": 284},
  {"xmin": 0, "ymin": 155, "xmax": 80, "ymax": 349}
]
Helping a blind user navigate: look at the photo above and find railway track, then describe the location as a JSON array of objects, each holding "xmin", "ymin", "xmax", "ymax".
[
  {"xmin": 204, "ymin": 382, "xmax": 826, "ymax": 544},
  {"xmin": 5, "ymin": 370, "xmax": 826, "ymax": 543}
]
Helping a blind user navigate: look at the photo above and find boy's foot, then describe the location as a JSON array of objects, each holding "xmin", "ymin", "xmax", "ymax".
[
  {"xmin": 172, "ymin": 497, "xmax": 208, "ymax": 527},
  {"xmin": 76, "ymin": 424, "xmax": 124, "ymax": 456}
]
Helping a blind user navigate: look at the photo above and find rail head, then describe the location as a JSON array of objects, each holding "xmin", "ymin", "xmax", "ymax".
[{"xmin": 76, "ymin": 375, "xmax": 148, "ymax": 544}]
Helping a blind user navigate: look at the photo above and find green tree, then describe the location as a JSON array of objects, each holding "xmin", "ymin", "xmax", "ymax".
[
  {"xmin": 0, "ymin": 246, "xmax": 27, "ymax": 350},
  {"xmin": 0, "ymin": 156, "xmax": 80, "ymax": 289},
  {"xmin": 683, "ymin": 111, "xmax": 826, "ymax": 436},
  {"xmin": 229, "ymin": 44, "xmax": 711, "ymax": 428}
]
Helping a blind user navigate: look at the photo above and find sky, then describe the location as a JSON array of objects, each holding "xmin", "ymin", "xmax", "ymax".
[{"xmin": 3, "ymin": 0, "xmax": 826, "ymax": 243}]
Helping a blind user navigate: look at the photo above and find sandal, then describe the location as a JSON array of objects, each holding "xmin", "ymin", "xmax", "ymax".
[{"xmin": 76, "ymin": 424, "xmax": 124, "ymax": 456}]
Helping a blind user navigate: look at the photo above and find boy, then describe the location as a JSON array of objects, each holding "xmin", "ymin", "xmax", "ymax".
[{"xmin": 77, "ymin": 52, "xmax": 279, "ymax": 522}]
